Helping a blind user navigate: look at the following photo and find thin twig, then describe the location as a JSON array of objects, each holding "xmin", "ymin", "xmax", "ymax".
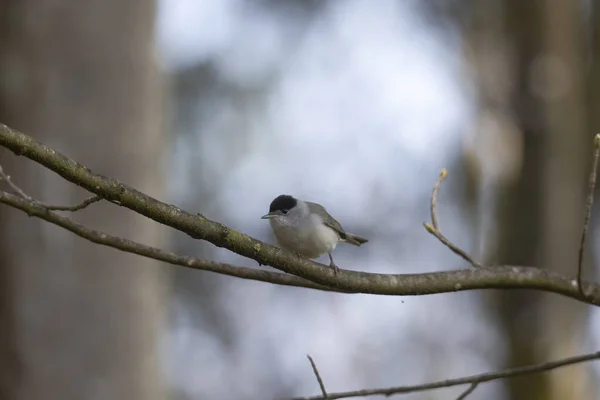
[
  {"xmin": 0, "ymin": 164, "xmax": 32, "ymax": 200},
  {"xmin": 307, "ymin": 355, "xmax": 328, "ymax": 399},
  {"xmin": 577, "ymin": 133, "xmax": 600, "ymax": 297},
  {"xmin": 424, "ymin": 169, "xmax": 482, "ymax": 268},
  {"xmin": 455, "ymin": 383, "xmax": 478, "ymax": 400},
  {"xmin": 292, "ymin": 350, "xmax": 600, "ymax": 400},
  {"xmin": 0, "ymin": 163, "xmax": 101, "ymax": 212},
  {"xmin": 42, "ymin": 195, "xmax": 102, "ymax": 211},
  {"xmin": 430, "ymin": 168, "xmax": 446, "ymax": 230}
]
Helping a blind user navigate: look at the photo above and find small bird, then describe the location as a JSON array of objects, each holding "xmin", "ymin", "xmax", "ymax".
[{"xmin": 261, "ymin": 194, "xmax": 368, "ymax": 274}]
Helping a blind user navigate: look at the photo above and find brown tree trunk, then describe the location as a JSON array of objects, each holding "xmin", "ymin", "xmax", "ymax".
[
  {"xmin": 491, "ymin": 4, "xmax": 548, "ymax": 399},
  {"xmin": 463, "ymin": 1, "xmax": 594, "ymax": 399},
  {"xmin": 0, "ymin": 1, "xmax": 168, "ymax": 399},
  {"xmin": 538, "ymin": 1, "xmax": 592, "ymax": 398}
]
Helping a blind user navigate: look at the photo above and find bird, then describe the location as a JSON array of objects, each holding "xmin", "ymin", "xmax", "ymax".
[{"xmin": 261, "ymin": 194, "xmax": 368, "ymax": 274}]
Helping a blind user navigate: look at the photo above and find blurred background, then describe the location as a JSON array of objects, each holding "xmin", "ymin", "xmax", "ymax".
[{"xmin": 0, "ymin": 0, "xmax": 599, "ymax": 399}]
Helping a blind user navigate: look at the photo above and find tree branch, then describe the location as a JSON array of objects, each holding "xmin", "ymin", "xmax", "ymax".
[
  {"xmin": 1, "ymin": 123, "xmax": 600, "ymax": 400},
  {"xmin": 455, "ymin": 383, "xmax": 478, "ymax": 400},
  {"xmin": 292, "ymin": 351, "xmax": 600, "ymax": 399},
  {"xmin": 307, "ymin": 356, "xmax": 328, "ymax": 399},
  {"xmin": 1, "ymin": 123, "xmax": 600, "ymax": 306},
  {"xmin": 0, "ymin": 190, "xmax": 342, "ymax": 292},
  {"xmin": 577, "ymin": 133, "xmax": 600, "ymax": 296},
  {"xmin": 43, "ymin": 195, "xmax": 102, "ymax": 211},
  {"xmin": 0, "ymin": 162, "xmax": 101, "ymax": 211},
  {"xmin": 4, "ymin": 187, "xmax": 595, "ymax": 302},
  {"xmin": 424, "ymin": 169, "xmax": 481, "ymax": 268}
]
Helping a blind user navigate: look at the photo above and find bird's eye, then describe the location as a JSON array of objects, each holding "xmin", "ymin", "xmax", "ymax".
[{"xmin": 281, "ymin": 209, "xmax": 288, "ymax": 214}]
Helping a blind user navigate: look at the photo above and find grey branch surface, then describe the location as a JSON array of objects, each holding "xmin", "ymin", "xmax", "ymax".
[
  {"xmin": 1, "ymin": 123, "xmax": 600, "ymax": 306},
  {"xmin": 0, "ymin": 191, "xmax": 339, "ymax": 292}
]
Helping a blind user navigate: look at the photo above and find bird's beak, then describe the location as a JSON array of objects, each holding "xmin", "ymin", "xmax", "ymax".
[{"xmin": 261, "ymin": 212, "xmax": 276, "ymax": 220}]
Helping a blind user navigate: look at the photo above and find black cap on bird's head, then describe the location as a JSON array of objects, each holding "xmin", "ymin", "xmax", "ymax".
[
  {"xmin": 269, "ymin": 195, "xmax": 297, "ymax": 213},
  {"xmin": 261, "ymin": 194, "xmax": 297, "ymax": 219}
]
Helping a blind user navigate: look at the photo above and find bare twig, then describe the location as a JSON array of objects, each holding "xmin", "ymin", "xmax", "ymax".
[
  {"xmin": 0, "ymin": 163, "xmax": 32, "ymax": 200},
  {"xmin": 577, "ymin": 133, "xmax": 600, "ymax": 296},
  {"xmin": 424, "ymin": 169, "xmax": 482, "ymax": 268},
  {"xmin": 0, "ymin": 163, "xmax": 101, "ymax": 211},
  {"xmin": 455, "ymin": 383, "xmax": 478, "ymax": 400},
  {"xmin": 429, "ymin": 168, "xmax": 446, "ymax": 230},
  {"xmin": 307, "ymin": 355, "xmax": 328, "ymax": 399},
  {"xmin": 292, "ymin": 350, "xmax": 600, "ymax": 400},
  {"xmin": 43, "ymin": 195, "xmax": 102, "ymax": 211}
]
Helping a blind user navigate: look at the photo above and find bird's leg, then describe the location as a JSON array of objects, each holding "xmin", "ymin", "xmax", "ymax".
[{"xmin": 328, "ymin": 253, "xmax": 340, "ymax": 275}]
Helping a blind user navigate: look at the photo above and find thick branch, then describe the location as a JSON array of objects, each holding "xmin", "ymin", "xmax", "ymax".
[
  {"xmin": 1, "ymin": 123, "xmax": 600, "ymax": 305},
  {"xmin": 4, "ymin": 187, "xmax": 595, "ymax": 302},
  {"xmin": 0, "ymin": 191, "xmax": 338, "ymax": 292}
]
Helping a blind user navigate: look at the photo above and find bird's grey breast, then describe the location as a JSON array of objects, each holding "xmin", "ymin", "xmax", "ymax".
[{"xmin": 269, "ymin": 203, "xmax": 339, "ymax": 258}]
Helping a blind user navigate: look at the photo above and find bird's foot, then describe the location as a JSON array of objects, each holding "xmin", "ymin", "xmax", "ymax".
[
  {"xmin": 329, "ymin": 261, "xmax": 340, "ymax": 275},
  {"xmin": 327, "ymin": 253, "xmax": 340, "ymax": 275}
]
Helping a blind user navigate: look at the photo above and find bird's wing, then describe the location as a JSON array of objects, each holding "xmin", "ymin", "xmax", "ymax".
[{"xmin": 306, "ymin": 201, "xmax": 347, "ymax": 237}]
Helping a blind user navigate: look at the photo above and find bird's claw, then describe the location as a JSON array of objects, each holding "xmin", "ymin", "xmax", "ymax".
[{"xmin": 329, "ymin": 262, "xmax": 340, "ymax": 275}]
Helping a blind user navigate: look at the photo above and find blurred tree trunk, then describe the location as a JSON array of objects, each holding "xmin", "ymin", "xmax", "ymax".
[
  {"xmin": 463, "ymin": 3, "xmax": 546, "ymax": 400},
  {"xmin": 0, "ymin": 1, "xmax": 168, "ymax": 400},
  {"xmin": 591, "ymin": 3, "xmax": 600, "ymax": 154},
  {"xmin": 538, "ymin": 1, "xmax": 592, "ymax": 399},
  {"xmin": 494, "ymin": 3, "xmax": 548, "ymax": 399},
  {"xmin": 464, "ymin": 1, "xmax": 593, "ymax": 399}
]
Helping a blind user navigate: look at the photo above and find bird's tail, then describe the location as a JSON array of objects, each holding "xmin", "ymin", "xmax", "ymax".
[{"xmin": 343, "ymin": 233, "xmax": 368, "ymax": 246}]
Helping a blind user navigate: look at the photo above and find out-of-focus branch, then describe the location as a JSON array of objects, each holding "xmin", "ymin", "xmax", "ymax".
[
  {"xmin": 577, "ymin": 133, "xmax": 600, "ymax": 296},
  {"xmin": 292, "ymin": 351, "xmax": 600, "ymax": 400},
  {"xmin": 424, "ymin": 169, "xmax": 481, "ymax": 268},
  {"xmin": 455, "ymin": 383, "xmax": 478, "ymax": 400},
  {"xmin": 1, "ymin": 123, "xmax": 600, "ymax": 305}
]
